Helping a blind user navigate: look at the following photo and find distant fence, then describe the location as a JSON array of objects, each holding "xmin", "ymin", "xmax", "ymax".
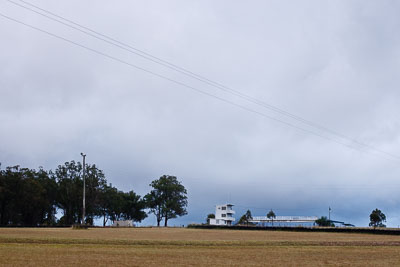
[{"xmin": 187, "ymin": 224, "xmax": 400, "ymax": 235}]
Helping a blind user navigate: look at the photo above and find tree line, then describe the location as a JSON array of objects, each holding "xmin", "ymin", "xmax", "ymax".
[{"xmin": 0, "ymin": 161, "xmax": 187, "ymax": 227}]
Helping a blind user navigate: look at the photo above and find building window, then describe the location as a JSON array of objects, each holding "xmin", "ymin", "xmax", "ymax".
[
  {"xmin": 222, "ymin": 214, "xmax": 226, "ymax": 217},
  {"xmin": 222, "ymin": 207, "xmax": 226, "ymax": 210}
]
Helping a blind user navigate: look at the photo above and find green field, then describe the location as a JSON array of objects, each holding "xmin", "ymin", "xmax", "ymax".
[{"xmin": 1, "ymin": 227, "xmax": 400, "ymax": 266}]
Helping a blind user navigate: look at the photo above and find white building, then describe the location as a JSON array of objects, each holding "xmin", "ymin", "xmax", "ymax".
[
  {"xmin": 209, "ymin": 204, "xmax": 235, "ymax": 226},
  {"xmin": 112, "ymin": 220, "xmax": 134, "ymax": 227}
]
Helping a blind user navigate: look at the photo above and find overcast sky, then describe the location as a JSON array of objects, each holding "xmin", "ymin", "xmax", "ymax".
[{"xmin": 1, "ymin": 0, "xmax": 400, "ymax": 227}]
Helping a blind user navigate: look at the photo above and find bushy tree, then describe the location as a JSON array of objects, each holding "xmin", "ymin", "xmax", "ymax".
[
  {"xmin": 315, "ymin": 216, "xmax": 334, "ymax": 227},
  {"xmin": 0, "ymin": 161, "xmax": 148, "ymax": 227},
  {"xmin": 99, "ymin": 185, "xmax": 147, "ymax": 226},
  {"xmin": 55, "ymin": 161, "xmax": 84, "ymax": 225},
  {"xmin": 0, "ymin": 165, "xmax": 57, "ymax": 226},
  {"xmin": 238, "ymin": 210, "xmax": 253, "ymax": 226},
  {"xmin": 99, "ymin": 185, "xmax": 120, "ymax": 226},
  {"xmin": 144, "ymin": 188, "xmax": 163, "ymax": 227},
  {"xmin": 36, "ymin": 168, "xmax": 58, "ymax": 225},
  {"xmin": 84, "ymin": 164, "xmax": 107, "ymax": 223},
  {"xmin": 145, "ymin": 175, "xmax": 187, "ymax": 227},
  {"xmin": 55, "ymin": 161, "xmax": 109, "ymax": 225},
  {"xmin": 369, "ymin": 208, "xmax": 386, "ymax": 228},
  {"xmin": 121, "ymin": 190, "xmax": 147, "ymax": 222},
  {"xmin": 0, "ymin": 165, "xmax": 21, "ymax": 225}
]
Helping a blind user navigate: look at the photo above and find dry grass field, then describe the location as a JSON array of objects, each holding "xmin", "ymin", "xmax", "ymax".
[{"xmin": 0, "ymin": 227, "xmax": 400, "ymax": 266}]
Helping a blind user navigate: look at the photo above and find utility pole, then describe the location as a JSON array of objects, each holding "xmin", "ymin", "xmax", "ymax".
[{"xmin": 81, "ymin": 153, "xmax": 86, "ymax": 225}]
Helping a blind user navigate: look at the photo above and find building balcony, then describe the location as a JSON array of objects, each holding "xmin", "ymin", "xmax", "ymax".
[{"xmin": 216, "ymin": 214, "xmax": 235, "ymax": 221}]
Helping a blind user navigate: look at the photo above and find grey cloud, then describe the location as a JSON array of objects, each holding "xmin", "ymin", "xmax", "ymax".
[{"xmin": 1, "ymin": 0, "xmax": 400, "ymax": 227}]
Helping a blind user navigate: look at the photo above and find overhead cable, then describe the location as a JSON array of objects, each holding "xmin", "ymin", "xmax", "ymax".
[
  {"xmin": 7, "ymin": 0, "xmax": 400, "ymax": 162},
  {"xmin": 0, "ymin": 12, "xmax": 398, "ymax": 163}
]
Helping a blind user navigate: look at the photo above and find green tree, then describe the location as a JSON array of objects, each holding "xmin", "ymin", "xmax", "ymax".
[
  {"xmin": 144, "ymin": 189, "xmax": 163, "ymax": 226},
  {"xmin": 245, "ymin": 210, "xmax": 253, "ymax": 224},
  {"xmin": 36, "ymin": 168, "xmax": 58, "ymax": 225},
  {"xmin": 267, "ymin": 210, "xmax": 276, "ymax": 226},
  {"xmin": 0, "ymin": 165, "xmax": 57, "ymax": 226},
  {"xmin": 99, "ymin": 185, "xmax": 120, "ymax": 226},
  {"xmin": 238, "ymin": 210, "xmax": 253, "ymax": 226},
  {"xmin": 145, "ymin": 175, "xmax": 188, "ymax": 227},
  {"xmin": 0, "ymin": 161, "xmax": 146, "ymax": 227},
  {"xmin": 55, "ymin": 161, "xmax": 107, "ymax": 225},
  {"xmin": 237, "ymin": 215, "xmax": 246, "ymax": 225},
  {"xmin": 0, "ymin": 165, "xmax": 22, "ymax": 225},
  {"xmin": 55, "ymin": 161, "xmax": 83, "ymax": 225},
  {"xmin": 56, "ymin": 160, "xmax": 149, "ymax": 226},
  {"xmin": 206, "ymin": 213, "xmax": 215, "ymax": 224},
  {"xmin": 369, "ymin": 208, "xmax": 386, "ymax": 228},
  {"xmin": 84, "ymin": 164, "xmax": 107, "ymax": 223},
  {"xmin": 121, "ymin": 190, "xmax": 147, "ymax": 223},
  {"xmin": 99, "ymin": 187, "xmax": 147, "ymax": 226},
  {"xmin": 107, "ymin": 189, "xmax": 125, "ymax": 223},
  {"xmin": 18, "ymin": 168, "xmax": 47, "ymax": 226},
  {"xmin": 315, "ymin": 216, "xmax": 334, "ymax": 227}
]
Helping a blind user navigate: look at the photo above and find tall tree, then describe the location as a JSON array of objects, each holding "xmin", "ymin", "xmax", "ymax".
[
  {"xmin": 99, "ymin": 186, "xmax": 147, "ymax": 226},
  {"xmin": 238, "ymin": 210, "xmax": 253, "ymax": 226},
  {"xmin": 99, "ymin": 185, "xmax": 120, "ymax": 226},
  {"xmin": 369, "ymin": 208, "xmax": 386, "ymax": 228},
  {"xmin": 267, "ymin": 210, "xmax": 276, "ymax": 226},
  {"xmin": 145, "ymin": 175, "xmax": 188, "ymax": 227},
  {"xmin": 121, "ymin": 191, "xmax": 147, "ymax": 223},
  {"xmin": 0, "ymin": 161, "xmax": 147, "ymax": 227},
  {"xmin": 54, "ymin": 161, "xmax": 107, "ymax": 225},
  {"xmin": 0, "ymin": 165, "xmax": 20, "ymax": 225},
  {"xmin": 0, "ymin": 165, "xmax": 57, "ymax": 226},
  {"xmin": 18, "ymin": 168, "xmax": 47, "ymax": 226},
  {"xmin": 245, "ymin": 210, "xmax": 253, "ymax": 226},
  {"xmin": 36, "ymin": 168, "xmax": 58, "ymax": 225},
  {"xmin": 144, "ymin": 189, "xmax": 163, "ymax": 226},
  {"xmin": 55, "ymin": 161, "xmax": 83, "ymax": 225},
  {"xmin": 84, "ymin": 164, "xmax": 107, "ymax": 224}
]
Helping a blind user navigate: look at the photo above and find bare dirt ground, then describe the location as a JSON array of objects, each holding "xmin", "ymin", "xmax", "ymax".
[{"xmin": 0, "ymin": 227, "xmax": 400, "ymax": 266}]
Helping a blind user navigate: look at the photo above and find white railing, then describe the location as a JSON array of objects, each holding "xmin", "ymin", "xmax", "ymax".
[{"xmin": 250, "ymin": 216, "xmax": 318, "ymax": 222}]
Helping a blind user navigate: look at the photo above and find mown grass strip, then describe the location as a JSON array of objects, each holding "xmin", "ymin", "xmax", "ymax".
[{"xmin": 0, "ymin": 237, "xmax": 399, "ymax": 247}]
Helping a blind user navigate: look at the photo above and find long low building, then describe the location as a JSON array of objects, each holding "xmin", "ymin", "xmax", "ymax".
[{"xmin": 250, "ymin": 216, "xmax": 319, "ymax": 223}]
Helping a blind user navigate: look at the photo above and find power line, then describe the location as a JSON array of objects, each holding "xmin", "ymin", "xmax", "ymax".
[
  {"xmin": 6, "ymin": 0, "xmax": 400, "ymax": 162},
  {"xmin": 0, "ymin": 12, "xmax": 397, "ymax": 162}
]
